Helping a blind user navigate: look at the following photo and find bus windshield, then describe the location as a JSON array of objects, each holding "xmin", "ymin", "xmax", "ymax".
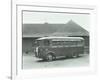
[
  {"xmin": 43, "ymin": 39, "xmax": 50, "ymax": 46},
  {"xmin": 36, "ymin": 39, "xmax": 50, "ymax": 46}
]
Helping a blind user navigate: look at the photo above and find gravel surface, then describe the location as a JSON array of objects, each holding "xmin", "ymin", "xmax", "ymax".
[{"xmin": 23, "ymin": 53, "xmax": 89, "ymax": 69}]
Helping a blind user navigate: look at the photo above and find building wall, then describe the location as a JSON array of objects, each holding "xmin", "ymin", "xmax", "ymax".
[{"xmin": 22, "ymin": 38, "xmax": 38, "ymax": 53}]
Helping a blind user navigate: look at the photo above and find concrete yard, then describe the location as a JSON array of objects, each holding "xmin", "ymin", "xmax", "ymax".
[{"xmin": 23, "ymin": 52, "xmax": 89, "ymax": 69}]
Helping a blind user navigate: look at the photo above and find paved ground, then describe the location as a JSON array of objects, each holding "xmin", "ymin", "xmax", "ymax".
[{"xmin": 23, "ymin": 52, "xmax": 89, "ymax": 69}]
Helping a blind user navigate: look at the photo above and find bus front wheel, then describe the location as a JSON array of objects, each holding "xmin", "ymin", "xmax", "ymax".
[{"xmin": 46, "ymin": 54, "xmax": 53, "ymax": 61}]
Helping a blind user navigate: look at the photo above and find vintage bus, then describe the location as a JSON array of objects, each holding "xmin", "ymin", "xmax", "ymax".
[{"xmin": 34, "ymin": 37, "xmax": 84, "ymax": 61}]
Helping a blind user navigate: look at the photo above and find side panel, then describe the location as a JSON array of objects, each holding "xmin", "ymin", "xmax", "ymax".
[
  {"xmin": 35, "ymin": 46, "xmax": 84, "ymax": 58},
  {"xmin": 48, "ymin": 46, "xmax": 84, "ymax": 57}
]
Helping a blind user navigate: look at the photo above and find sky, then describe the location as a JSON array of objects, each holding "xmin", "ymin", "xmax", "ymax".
[{"xmin": 23, "ymin": 11, "xmax": 90, "ymax": 31}]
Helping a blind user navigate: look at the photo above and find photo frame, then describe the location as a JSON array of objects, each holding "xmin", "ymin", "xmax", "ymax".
[{"xmin": 11, "ymin": 1, "xmax": 97, "ymax": 80}]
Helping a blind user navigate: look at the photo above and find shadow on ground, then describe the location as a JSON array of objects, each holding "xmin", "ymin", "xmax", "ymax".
[{"xmin": 36, "ymin": 55, "xmax": 83, "ymax": 63}]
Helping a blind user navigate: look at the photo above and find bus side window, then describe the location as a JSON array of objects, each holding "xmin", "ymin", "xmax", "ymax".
[
  {"xmin": 53, "ymin": 41, "xmax": 57, "ymax": 46},
  {"xmin": 65, "ymin": 41, "xmax": 77, "ymax": 46},
  {"xmin": 76, "ymin": 40, "xmax": 83, "ymax": 46}
]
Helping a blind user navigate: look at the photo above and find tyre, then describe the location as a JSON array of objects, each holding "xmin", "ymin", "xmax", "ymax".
[
  {"xmin": 42, "ymin": 58, "xmax": 47, "ymax": 61},
  {"xmin": 72, "ymin": 53, "xmax": 79, "ymax": 58},
  {"xmin": 46, "ymin": 54, "xmax": 53, "ymax": 61}
]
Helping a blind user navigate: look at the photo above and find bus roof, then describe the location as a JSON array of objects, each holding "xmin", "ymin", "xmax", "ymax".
[{"xmin": 37, "ymin": 37, "xmax": 84, "ymax": 41}]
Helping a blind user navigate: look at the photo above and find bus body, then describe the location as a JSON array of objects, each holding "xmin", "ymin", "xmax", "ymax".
[{"xmin": 34, "ymin": 37, "xmax": 84, "ymax": 61}]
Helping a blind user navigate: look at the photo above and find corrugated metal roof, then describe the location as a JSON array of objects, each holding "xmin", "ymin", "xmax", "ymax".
[{"xmin": 23, "ymin": 20, "xmax": 89, "ymax": 38}]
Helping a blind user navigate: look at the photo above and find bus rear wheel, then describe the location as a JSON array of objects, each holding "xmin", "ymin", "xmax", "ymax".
[
  {"xmin": 72, "ymin": 53, "xmax": 79, "ymax": 58},
  {"xmin": 46, "ymin": 54, "xmax": 53, "ymax": 61}
]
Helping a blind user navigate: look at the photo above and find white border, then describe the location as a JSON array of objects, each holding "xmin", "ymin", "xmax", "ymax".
[{"xmin": 12, "ymin": 3, "xmax": 97, "ymax": 80}]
